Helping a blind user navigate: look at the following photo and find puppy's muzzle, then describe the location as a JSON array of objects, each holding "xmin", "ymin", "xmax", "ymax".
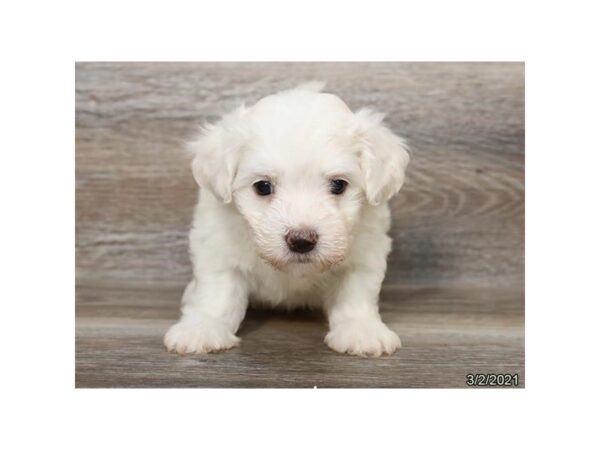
[{"xmin": 285, "ymin": 229, "xmax": 318, "ymax": 254}]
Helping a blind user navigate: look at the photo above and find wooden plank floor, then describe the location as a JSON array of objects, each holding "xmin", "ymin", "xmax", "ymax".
[
  {"xmin": 76, "ymin": 285, "xmax": 523, "ymax": 388},
  {"xmin": 75, "ymin": 62, "xmax": 524, "ymax": 388}
]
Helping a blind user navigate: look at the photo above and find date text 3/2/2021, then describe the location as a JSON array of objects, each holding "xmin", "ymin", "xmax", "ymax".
[{"xmin": 466, "ymin": 374, "xmax": 519, "ymax": 387}]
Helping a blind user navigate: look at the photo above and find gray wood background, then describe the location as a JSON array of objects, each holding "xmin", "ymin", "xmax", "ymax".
[{"xmin": 75, "ymin": 62, "xmax": 524, "ymax": 388}]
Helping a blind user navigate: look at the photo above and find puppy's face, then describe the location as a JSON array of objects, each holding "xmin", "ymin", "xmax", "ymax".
[
  {"xmin": 190, "ymin": 85, "xmax": 410, "ymax": 272},
  {"xmin": 232, "ymin": 116, "xmax": 363, "ymax": 271}
]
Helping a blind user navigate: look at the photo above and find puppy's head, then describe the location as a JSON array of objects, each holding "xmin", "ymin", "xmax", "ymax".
[{"xmin": 189, "ymin": 83, "xmax": 410, "ymax": 271}]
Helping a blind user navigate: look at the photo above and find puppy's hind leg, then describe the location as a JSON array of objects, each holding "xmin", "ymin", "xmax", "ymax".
[{"xmin": 164, "ymin": 271, "xmax": 249, "ymax": 355}]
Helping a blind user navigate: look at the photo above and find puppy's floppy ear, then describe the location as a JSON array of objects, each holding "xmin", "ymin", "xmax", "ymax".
[
  {"xmin": 354, "ymin": 109, "xmax": 411, "ymax": 206},
  {"xmin": 188, "ymin": 105, "xmax": 248, "ymax": 203}
]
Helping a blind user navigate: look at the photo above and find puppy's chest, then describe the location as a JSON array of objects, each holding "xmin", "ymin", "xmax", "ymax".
[{"xmin": 245, "ymin": 263, "xmax": 333, "ymax": 309}]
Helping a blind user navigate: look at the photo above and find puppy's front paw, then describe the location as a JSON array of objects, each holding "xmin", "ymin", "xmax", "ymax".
[
  {"xmin": 325, "ymin": 320, "xmax": 401, "ymax": 357},
  {"xmin": 164, "ymin": 318, "xmax": 241, "ymax": 355}
]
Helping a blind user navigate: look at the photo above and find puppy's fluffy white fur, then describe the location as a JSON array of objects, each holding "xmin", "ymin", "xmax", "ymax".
[{"xmin": 164, "ymin": 83, "xmax": 410, "ymax": 357}]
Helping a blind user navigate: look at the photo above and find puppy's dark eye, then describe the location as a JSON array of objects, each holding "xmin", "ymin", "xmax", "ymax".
[
  {"xmin": 330, "ymin": 179, "xmax": 348, "ymax": 195},
  {"xmin": 253, "ymin": 180, "xmax": 273, "ymax": 196}
]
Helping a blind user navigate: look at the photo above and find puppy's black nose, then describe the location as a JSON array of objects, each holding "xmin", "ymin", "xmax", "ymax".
[{"xmin": 285, "ymin": 229, "xmax": 318, "ymax": 254}]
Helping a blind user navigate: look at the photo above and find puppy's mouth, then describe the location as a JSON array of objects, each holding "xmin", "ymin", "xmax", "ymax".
[
  {"xmin": 286, "ymin": 251, "xmax": 345, "ymax": 272},
  {"xmin": 290, "ymin": 253, "xmax": 314, "ymax": 264},
  {"xmin": 258, "ymin": 250, "xmax": 343, "ymax": 273},
  {"xmin": 258, "ymin": 252, "xmax": 314, "ymax": 270}
]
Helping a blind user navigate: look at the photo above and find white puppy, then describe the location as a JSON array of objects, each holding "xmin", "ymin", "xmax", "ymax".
[{"xmin": 164, "ymin": 82, "xmax": 410, "ymax": 357}]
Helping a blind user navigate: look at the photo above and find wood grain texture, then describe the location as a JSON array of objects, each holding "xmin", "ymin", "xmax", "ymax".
[
  {"xmin": 76, "ymin": 62, "xmax": 524, "ymax": 289},
  {"xmin": 75, "ymin": 62, "xmax": 524, "ymax": 388},
  {"xmin": 76, "ymin": 286, "xmax": 524, "ymax": 388}
]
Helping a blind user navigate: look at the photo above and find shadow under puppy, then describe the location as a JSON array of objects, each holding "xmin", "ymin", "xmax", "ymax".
[{"xmin": 165, "ymin": 82, "xmax": 410, "ymax": 357}]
